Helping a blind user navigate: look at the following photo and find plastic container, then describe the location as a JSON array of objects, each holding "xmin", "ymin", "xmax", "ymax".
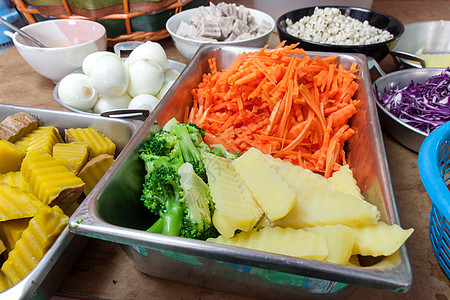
[
  {"xmin": 418, "ymin": 121, "xmax": 450, "ymax": 279},
  {"xmin": 0, "ymin": 0, "xmax": 20, "ymax": 45}
]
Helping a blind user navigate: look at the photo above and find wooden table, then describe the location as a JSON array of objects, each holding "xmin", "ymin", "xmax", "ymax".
[{"xmin": 0, "ymin": 1, "xmax": 449, "ymax": 299}]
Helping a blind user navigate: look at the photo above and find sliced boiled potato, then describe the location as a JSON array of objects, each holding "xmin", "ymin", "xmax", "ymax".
[
  {"xmin": 269, "ymin": 157, "xmax": 334, "ymax": 194},
  {"xmin": 274, "ymin": 188, "xmax": 380, "ymax": 229},
  {"xmin": 328, "ymin": 164, "xmax": 364, "ymax": 200},
  {"xmin": 203, "ymin": 151, "xmax": 263, "ymax": 238},
  {"xmin": 232, "ymin": 148, "xmax": 296, "ymax": 221},
  {"xmin": 352, "ymin": 222, "xmax": 414, "ymax": 257},
  {"xmin": 304, "ymin": 224, "xmax": 355, "ymax": 265},
  {"xmin": 208, "ymin": 226, "xmax": 328, "ymax": 261}
]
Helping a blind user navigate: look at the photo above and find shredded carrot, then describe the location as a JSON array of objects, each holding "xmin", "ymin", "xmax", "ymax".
[{"xmin": 187, "ymin": 43, "xmax": 360, "ymax": 177}]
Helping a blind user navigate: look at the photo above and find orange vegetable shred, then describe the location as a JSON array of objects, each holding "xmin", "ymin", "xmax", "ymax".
[{"xmin": 187, "ymin": 42, "xmax": 360, "ymax": 177}]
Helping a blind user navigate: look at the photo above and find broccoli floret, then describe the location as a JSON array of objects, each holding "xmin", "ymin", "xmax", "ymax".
[
  {"xmin": 141, "ymin": 165, "xmax": 184, "ymax": 236},
  {"xmin": 139, "ymin": 130, "xmax": 180, "ymax": 174},
  {"xmin": 178, "ymin": 163, "xmax": 218, "ymax": 240},
  {"xmin": 186, "ymin": 122, "xmax": 205, "ymax": 144},
  {"xmin": 173, "ymin": 124, "xmax": 208, "ymax": 182},
  {"xmin": 139, "ymin": 118, "xmax": 219, "ymax": 240}
]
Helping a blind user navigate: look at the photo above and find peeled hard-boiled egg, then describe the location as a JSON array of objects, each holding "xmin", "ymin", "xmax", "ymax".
[
  {"xmin": 93, "ymin": 93, "xmax": 132, "ymax": 114},
  {"xmin": 155, "ymin": 79, "xmax": 175, "ymax": 100},
  {"xmin": 155, "ymin": 68, "xmax": 181, "ymax": 99},
  {"xmin": 128, "ymin": 94, "xmax": 160, "ymax": 111},
  {"xmin": 57, "ymin": 73, "xmax": 98, "ymax": 111},
  {"xmin": 90, "ymin": 55, "xmax": 129, "ymax": 99},
  {"xmin": 126, "ymin": 41, "xmax": 169, "ymax": 70},
  {"xmin": 163, "ymin": 68, "xmax": 180, "ymax": 82},
  {"xmin": 127, "ymin": 58, "xmax": 164, "ymax": 97},
  {"xmin": 82, "ymin": 51, "xmax": 118, "ymax": 76}
]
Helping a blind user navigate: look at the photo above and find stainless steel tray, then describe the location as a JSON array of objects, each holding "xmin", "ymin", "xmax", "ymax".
[
  {"xmin": 68, "ymin": 44, "xmax": 413, "ymax": 298},
  {"xmin": 0, "ymin": 103, "xmax": 141, "ymax": 299}
]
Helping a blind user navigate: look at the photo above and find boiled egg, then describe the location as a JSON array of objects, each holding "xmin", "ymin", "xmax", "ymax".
[
  {"xmin": 128, "ymin": 94, "xmax": 160, "ymax": 111},
  {"xmin": 155, "ymin": 79, "xmax": 175, "ymax": 100},
  {"xmin": 93, "ymin": 93, "xmax": 132, "ymax": 114},
  {"xmin": 82, "ymin": 51, "xmax": 118, "ymax": 76},
  {"xmin": 127, "ymin": 58, "xmax": 164, "ymax": 97},
  {"xmin": 57, "ymin": 73, "xmax": 98, "ymax": 111},
  {"xmin": 90, "ymin": 55, "xmax": 129, "ymax": 98},
  {"xmin": 155, "ymin": 68, "xmax": 180, "ymax": 99},
  {"xmin": 163, "ymin": 68, "xmax": 181, "ymax": 82},
  {"xmin": 126, "ymin": 41, "xmax": 169, "ymax": 70}
]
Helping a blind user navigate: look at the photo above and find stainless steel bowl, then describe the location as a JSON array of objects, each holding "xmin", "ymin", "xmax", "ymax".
[
  {"xmin": 373, "ymin": 68, "xmax": 447, "ymax": 152},
  {"xmin": 390, "ymin": 20, "xmax": 450, "ymax": 68},
  {"xmin": 53, "ymin": 59, "xmax": 186, "ymax": 120}
]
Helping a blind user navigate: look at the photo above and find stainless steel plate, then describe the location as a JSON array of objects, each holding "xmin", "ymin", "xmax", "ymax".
[
  {"xmin": 68, "ymin": 44, "xmax": 413, "ymax": 297},
  {"xmin": 373, "ymin": 67, "xmax": 447, "ymax": 152},
  {"xmin": 53, "ymin": 60, "xmax": 186, "ymax": 119}
]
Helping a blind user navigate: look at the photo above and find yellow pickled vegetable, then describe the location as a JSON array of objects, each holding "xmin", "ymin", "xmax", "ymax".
[
  {"xmin": 65, "ymin": 127, "xmax": 116, "ymax": 160},
  {"xmin": 21, "ymin": 149, "xmax": 85, "ymax": 210},
  {"xmin": 0, "ymin": 140, "xmax": 25, "ymax": 174},
  {"xmin": 52, "ymin": 142, "xmax": 89, "ymax": 174},
  {"xmin": 1, "ymin": 205, "xmax": 68, "ymax": 285},
  {"xmin": 0, "ymin": 183, "xmax": 47, "ymax": 222}
]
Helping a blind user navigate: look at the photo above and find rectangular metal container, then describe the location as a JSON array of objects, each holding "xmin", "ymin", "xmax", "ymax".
[
  {"xmin": 0, "ymin": 103, "xmax": 141, "ymax": 300},
  {"xmin": 68, "ymin": 44, "xmax": 413, "ymax": 298}
]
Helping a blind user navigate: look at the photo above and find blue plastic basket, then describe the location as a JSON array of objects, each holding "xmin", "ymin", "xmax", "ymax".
[{"xmin": 418, "ymin": 121, "xmax": 450, "ymax": 279}]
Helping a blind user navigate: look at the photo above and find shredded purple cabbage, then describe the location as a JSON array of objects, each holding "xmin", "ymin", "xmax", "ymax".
[{"xmin": 375, "ymin": 68, "xmax": 450, "ymax": 134}]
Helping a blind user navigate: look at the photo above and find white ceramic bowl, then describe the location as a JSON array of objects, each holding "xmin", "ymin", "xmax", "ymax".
[
  {"xmin": 166, "ymin": 7, "xmax": 275, "ymax": 61},
  {"xmin": 12, "ymin": 19, "xmax": 107, "ymax": 83}
]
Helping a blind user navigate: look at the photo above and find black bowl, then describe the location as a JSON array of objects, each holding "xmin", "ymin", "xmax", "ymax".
[{"xmin": 277, "ymin": 6, "xmax": 404, "ymax": 62}]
